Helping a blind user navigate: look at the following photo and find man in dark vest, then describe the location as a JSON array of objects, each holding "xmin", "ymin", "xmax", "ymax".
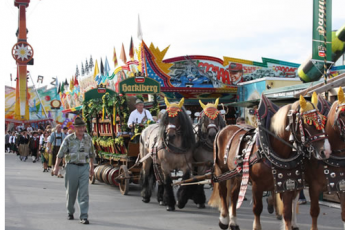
[
  {"xmin": 29, "ymin": 132, "xmax": 40, "ymax": 163},
  {"xmin": 48, "ymin": 124, "xmax": 66, "ymax": 178}
]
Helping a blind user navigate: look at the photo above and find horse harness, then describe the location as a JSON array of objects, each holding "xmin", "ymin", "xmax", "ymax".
[
  {"xmin": 196, "ymin": 113, "xmax": 221, "ymax": 151},
  {"xmin": 148, "ymin": 125, "xmax": 191, "ymax": 185},
  {"xmin": 322, "ymin": 102, "xmax": 345, "ymax": 193}
]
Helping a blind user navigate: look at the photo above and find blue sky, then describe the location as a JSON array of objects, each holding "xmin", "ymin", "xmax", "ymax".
[{"xmin": 1, "ymin": 0, "xmax": 344, "ymax": 88}]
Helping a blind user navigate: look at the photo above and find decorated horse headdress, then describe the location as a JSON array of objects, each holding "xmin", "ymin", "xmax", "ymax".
[
  {"xmin": 164, "ymin": 97, "xmax": 184, "ymax": 117},
  {"xmin": 199, "ymin": 98, "xmax": 220, "ymax": 120},
  {"xmin": 299, "ymin": 93, "xmax": 326, "ymax": 131},
  {"xmin": 336, "ymin": 87, "xmax": 345, "ymax": 112}
]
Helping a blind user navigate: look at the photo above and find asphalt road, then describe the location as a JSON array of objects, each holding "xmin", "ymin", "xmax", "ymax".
[{"xmin": 5, "ymin": 153, "xmax": 343, "ymax": 230}]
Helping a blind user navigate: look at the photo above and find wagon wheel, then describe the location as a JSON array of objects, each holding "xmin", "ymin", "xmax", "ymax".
[{"xmin": 119, "ymin": 165, "xmax": 130, "ymax": 195}]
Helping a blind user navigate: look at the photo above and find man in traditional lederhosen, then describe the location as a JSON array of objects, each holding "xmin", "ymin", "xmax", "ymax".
[
  {"xmin": 53, "ymin": 117, "xmax": 95, "ymax": 225},
  {"xmin": 29, "ymin": 132, "xmax": 40, "ymax": 163},
  {"xmin": 48, "ymin": 124, "xmax": 66, "ymax": 178}
]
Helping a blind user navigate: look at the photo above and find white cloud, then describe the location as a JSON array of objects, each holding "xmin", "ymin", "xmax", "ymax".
[{"xmin": 1, "ymin": 0, "xmax": 344, "ymax": 88}]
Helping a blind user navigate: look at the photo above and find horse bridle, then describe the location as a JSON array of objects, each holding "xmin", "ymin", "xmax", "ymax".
[
  {"xmin": 288, "ymin": 105, "xmax": 328, "ymax": 158},
  {"xmin": 198, "ymin": 113, "xmax": 220, "ymax": 150},
  {"xmin": 333, "ymin": 103, "xmax": 345, "ymax": 142},
  {"xmin": 163, "ymin": 119, "xmax": 188, "ymax": 154}
]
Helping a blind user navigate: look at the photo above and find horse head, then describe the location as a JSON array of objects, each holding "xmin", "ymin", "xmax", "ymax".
[
  {"xmin": 198, "ymin": 98, "xmax": 226, "ymax": 142},
  {"xmin": 327, "ymin": 87, "xmax": 345, "ymax": 143},
  {"xmin": 290, "ymin": 94, "xmax": 331, "ymax": 160},
  {"xmin": 160, "ymin": 97, "xmax": 195, "ymax": 151}
]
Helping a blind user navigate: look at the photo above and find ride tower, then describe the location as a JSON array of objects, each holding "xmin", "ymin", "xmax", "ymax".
[{"xmin": 12, "ymin": 0, "xmax": 33, "ymax": 120}]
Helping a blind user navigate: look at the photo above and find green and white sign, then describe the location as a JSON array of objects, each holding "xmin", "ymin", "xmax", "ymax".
[
  {"xmin": 312, "ymin": 0, "xmax": 332, "ymax": 62},
  {"xmin": 119, "ymin": 76, "xmax": 161, "ymax": 94}
]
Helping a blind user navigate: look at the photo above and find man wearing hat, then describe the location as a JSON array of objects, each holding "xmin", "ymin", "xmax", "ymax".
[
  {"xmin": 229, "ymin": 62, "xmax": 244, "ymax": 85},
  {"xmin": 127, "ymin": 99, "xmax": 154, "ymax": 128},
  {"xmin": 53, "ymin": 117, "xmax": 95, "ymax": 225},
  {"xmin": 48, "ymin": 124, "xmax": 66, "ymax": 178}
]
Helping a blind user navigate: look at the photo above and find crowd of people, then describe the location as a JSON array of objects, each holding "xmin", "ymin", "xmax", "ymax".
[{"xmin": 5, "ymin": 124, "xmax": 74, "ymax": 178}]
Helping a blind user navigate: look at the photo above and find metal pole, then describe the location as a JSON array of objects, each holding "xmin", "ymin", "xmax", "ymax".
[
  {"xmin": 28, "ymin": 72, "xmax": 48, "ymax": 118},
  {"xmin": 323, "ymin": 0, "xmax": 328, "ymax": 99}
]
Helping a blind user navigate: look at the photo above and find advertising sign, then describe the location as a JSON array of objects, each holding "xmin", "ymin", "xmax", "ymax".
[{"xmin": 312, "ymin": 0, "xmax": 332, "ymax": 62}]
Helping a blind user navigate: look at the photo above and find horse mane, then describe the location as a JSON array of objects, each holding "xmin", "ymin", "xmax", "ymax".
[
  {"xmin": 270, "ymin": 103, "xmax": 292, "ymax": 136},
  {"xmin": 328, "ymin": 100, "xmax": 339, "ymax": 125},
  {"xmin": 158, "ymin": 106, "xmax": 195, "ymax": 150}
]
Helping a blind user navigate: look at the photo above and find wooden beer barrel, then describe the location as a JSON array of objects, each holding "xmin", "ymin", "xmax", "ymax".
[
  {"xmin": 101, "ymin": 165, "xmax": 113, "ymax": 184},
  {"xmin": 95, "ymin": 165, "xmax": 109, "ymax": 183},
  {"xmin": 107, "ymin": 167, "xmax": 120, "ymax": 187}
]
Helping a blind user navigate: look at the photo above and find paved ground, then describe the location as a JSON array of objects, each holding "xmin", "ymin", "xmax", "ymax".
[{"xmin": 5, "ymin": 153, "xmax": 344, "ymax": 230}]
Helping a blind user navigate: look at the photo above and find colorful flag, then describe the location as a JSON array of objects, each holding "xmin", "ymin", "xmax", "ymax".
[
  {"xmin": 104, "ymin": 57, "xmax": 110, "ymax": 77},
  {"xmin": 137, "ymin": 15, "xmax": 143, "ymax": 41},
  {"xmin": 93, "ymin": 60, "xmax": 99, "ymax": 79},
  {"xmin": 129, "ymin": 36, "xmax": 134, "ymax": 60},
  {"xmin": 60, "ymin": 81, "xmax": 65, "ymax": 94},
  {"xmin": 120, "ymin": 43, "xmax": 127, "ymax": 64},
  {"xmin": 100, "ymin": 58, "xmax": 104, "ymax": 76},
  {"xmin": 74, "ymin": 75, "xmax": 79, "ymax": 86},
  {"xmin": 113, "ymin": 47, "xmax": 118, "ymax": 67},
  {"xmin": 70, "ymin": 77, "xmax": 74, "ymax": 91}
]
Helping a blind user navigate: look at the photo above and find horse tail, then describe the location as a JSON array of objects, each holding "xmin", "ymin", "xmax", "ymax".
[
  {"xmin": 208, "ymin": 131, "xmax": 232, "ymax": 210},
  {"xmin": 276, "ymin": 192, "xmax": 283, "ymax": 216}
]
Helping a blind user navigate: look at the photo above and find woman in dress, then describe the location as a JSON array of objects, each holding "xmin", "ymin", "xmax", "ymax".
[{"xmin": 39, "ymin": 130, "xmax": 50, "ymax": 172}]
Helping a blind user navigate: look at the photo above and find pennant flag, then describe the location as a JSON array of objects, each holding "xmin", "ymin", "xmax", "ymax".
[
  {"xmin": 70, "ymin": 77, "xmax": 74, "ymax": 91},
  {"xmin": 85, "ymin": 59, "xmax": 89, "ymax": 74},
  {"xmin": 113, "ymin": 47, "xmax": 118, "ymax": 67},
  {"xmin": 64, "ymin": 78, "xmax": 69, "ymax": 86},
  {"xmin": 120, "ymin": 43, "xmax": 127, "ymax": 64},
  {"xmin": 76, "ymin": 65, "xmax": 79, "ymax": 77},
  {"xmin": 129, "ymin": 36, "xmax": 134, "ymax": 60},
  {"xmin": 93, "ymin": 60, "xmax": 100, "ymax": 79},
  {"xmin": 60, "ymin": 81, "xmax": 65, "ymax": 94},
  {"xmin": 104, "ymin": 57, "xmax": 110, "ymax": 77},
  {"xmin": 137, "ymin": 15, "xmax": 143, "ymax": 41},
  {"xmin": 57, "ymin": 82, "xmax": 61, "ymax": 94},
  {"xmin": 100, "ymin": 58, "xmax": 104, "ymax": 76},
  {"xmin": 81, "ymin": 62, "xmax": 85, "ymax": 76},
  {"xmin": 89, "ymin": 56, "xmax": 94, "ymax": 69},
  {"xmin": 74, "ymin": 75, "xmax": 79, "ymax": 86}
]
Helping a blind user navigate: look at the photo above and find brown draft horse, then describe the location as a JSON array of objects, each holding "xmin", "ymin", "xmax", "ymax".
[
  {"xmin": 139, "ymin": 98, "xmax": 197, "ymax": 211},
  {"xmin": 209, "ymin": 95, "xmax": 331, "ymax": 230},
  {"xmin": 304, "ymin": 89, "xmax": 345, "ymax": 230},
  {"xmin": 192, "ymin": 99, "xmax": 226, "ymax": 208}
]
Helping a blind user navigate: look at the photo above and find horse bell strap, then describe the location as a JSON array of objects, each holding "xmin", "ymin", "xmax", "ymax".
[
  {"xmin": 323, "ymin": 165, "xmax": 345, "ymax": 193},
  {"xmin": 224, "ymin": 128, "xmax": 246, "ymax": 164},
  {"xmin": 236, "ymin": 138, "xmax": 255, "ymax": 209},
  {"xmin": 151, "ymin": 137, "xmax": 164, "ymax": 185}
]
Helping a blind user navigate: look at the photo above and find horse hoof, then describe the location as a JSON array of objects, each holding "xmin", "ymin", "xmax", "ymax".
[
  {"xmin": 142, "ymin": 198, "xmax": 150, "ymax": 203},
  {"xmin": 276, "ymin": 215, "xmax": 282, "ymax": 220},
  {"xmin": 230, "ymin": 225, "xmax": 240, "ymax": 230},
  {"xmin": 166, "ymin": 206, "xmax": 175, "ymax": 211},
  {"xmin": 177, "ymin": 202, "xmax": 186, "ymax": 209},
  {"xmin": 292, "ymin": 227, "xmax": 299, "ymax": 230},
  {"xmin": 266, "ymin": 198, "xmax": 274, "ymax": 214},
  {"xmin": 159, "ymin": 201, "xmax": 165, "ymax": 206},
  {"xmin": 218, "ymin": 221, "xmax": 228, "ymax": 230},
  {"xmin": 197, "ymin": 203, "xmax": 206, "ymax": 209}
]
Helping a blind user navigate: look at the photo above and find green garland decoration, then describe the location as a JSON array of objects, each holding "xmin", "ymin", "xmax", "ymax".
[{"xmin": 149, "ymin": 94, "xmax": 160, "ymax": 116}]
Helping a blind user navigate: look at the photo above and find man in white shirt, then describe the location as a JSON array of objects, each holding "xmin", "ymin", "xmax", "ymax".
[{"xmin": 127, "ymin": 99, "xmax": 154, "ymax": 128}]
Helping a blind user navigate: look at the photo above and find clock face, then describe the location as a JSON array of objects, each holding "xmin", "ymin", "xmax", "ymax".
[{"xmin": 51, "ymin": 100, "xmax": 61, "ymax": 109}]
